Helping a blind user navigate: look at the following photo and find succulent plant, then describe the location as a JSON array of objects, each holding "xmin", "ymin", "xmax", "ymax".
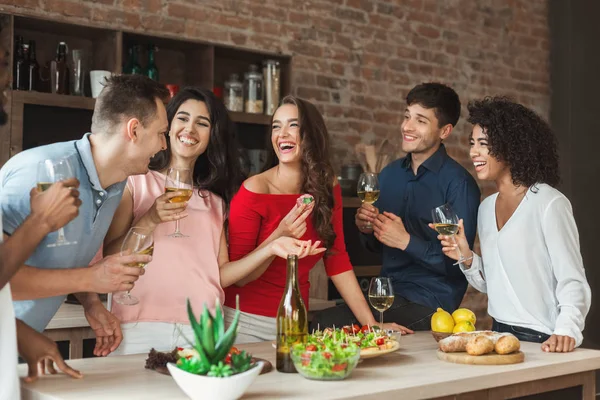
[{"xmin": 178, "ymin": 295, "xmax": 252, "ymax": 376}]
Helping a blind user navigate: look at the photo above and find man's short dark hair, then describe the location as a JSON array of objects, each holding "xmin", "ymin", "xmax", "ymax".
[
  {"xmin": 406, "ymin": 82, "xmax": 461, "ymax": 128},
  {"xmin": 91, "ymin": 74, "xmax": 169, "ymax": 133}
]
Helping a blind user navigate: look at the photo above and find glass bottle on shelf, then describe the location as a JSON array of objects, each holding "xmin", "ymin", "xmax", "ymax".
[
  {"xmin": 146, "ymin": 45, "xmax": 159, "ymax": 82},
  {"xmin": 123, "ymin": 46, "xmax": 133, "ymax": 74},
  {"xmin": 51, "ymin": 41, "xmax": 70, "ymax": 95},
  {"xmin": 244, "ymin": 64, "xmax": 264, "ymax": 114},
  {"xmin": 27, "ymin": 40, "xmax": 39, "ymax": 91},
  {"xmin": 18, "ymin": 44, "xmax": 30, "ymax": 91},
  {"xmin": 224, "ymin": 73, "xmax": 243, "ymax": 112},
  {"xmin": 263, "ymin": 59, "xmax": 280, "ymax": 116},
  {"xmin": 13, "ymin": 36, "xmax": 26, "ymax": 90},
  {"xmin": 130, "ymin": 45, "xmax": 143, "ymax": 75}
]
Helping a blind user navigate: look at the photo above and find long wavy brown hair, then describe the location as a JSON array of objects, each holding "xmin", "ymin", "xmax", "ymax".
[{"xmin": 264, "ymin": 95, "xmax": 336, "ymax": 250}]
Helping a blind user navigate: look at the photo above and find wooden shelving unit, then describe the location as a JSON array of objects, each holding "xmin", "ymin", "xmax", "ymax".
[{"xmin": 1, "ymin": 14, "xmax": 292, "ymax": 165}]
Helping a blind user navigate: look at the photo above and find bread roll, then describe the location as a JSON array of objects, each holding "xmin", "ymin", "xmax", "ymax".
[
  {"xmin": 466, "ymin": 334, "xmax": 495, "ymax": 356},
  {"xmin": 495, "ymin": 335, "xmax": 520, "ymax": 355}
]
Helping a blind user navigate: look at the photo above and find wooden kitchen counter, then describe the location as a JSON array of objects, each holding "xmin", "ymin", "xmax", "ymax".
[{"xmin": 20, "ymin": 332, "xmax": 600, "ymax": 400}]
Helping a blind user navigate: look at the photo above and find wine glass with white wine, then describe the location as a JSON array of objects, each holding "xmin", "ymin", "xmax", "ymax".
[
  {"xmin": 368, "ymin": 277, "xmax": 394, "ymax": 330},
  {"xmin": 113, "ymin": 226, "xmax": 154, "ymax": 306},
  {"xmin": 357, "ymin": 172, "xmax": 380, "ymax": 229},
  {"xmin": 431, "ymin": 203, "xmax": 472, "ymax": 265},
  {"xmin": 164, "ymin": 167, "xmax": 193, "ymax": 238},
  {"xmin": 36, "ymin": 157, "xmax": 78, "ymax": 247}
]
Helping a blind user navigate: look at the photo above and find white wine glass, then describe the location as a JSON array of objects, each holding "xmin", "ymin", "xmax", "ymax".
[
  {"xmin": 164, "ymin": 167, "xmax": 193, "ymax": 238},
  {"xmin": 368, "ymin": 277, "xmax": 394, "ymax": 330},
  {"xmin": 431, "ymin": 203, "xmax": 472, "ymax": 265},
  {"xmin": 113, "ymin": 226, "xmax": 154, "ymax": 306},
  {"xmin": 357, "ymin": 172, "xmax": 380, "ymax": 229},
  {"xmin": 36, "ymin": 158, "xmax": 77, "ymax": 247}
]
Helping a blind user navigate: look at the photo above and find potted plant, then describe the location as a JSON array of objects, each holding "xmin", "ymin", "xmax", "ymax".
[{"xmin": 167, "ymin": 297, "xmax": 263, "ymax": 400}]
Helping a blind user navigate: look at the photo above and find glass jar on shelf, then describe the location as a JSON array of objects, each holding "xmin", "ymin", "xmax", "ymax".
[
  {"xmin": 243, "ymin": 64, "xmax": 264, "ymax": 114},
  {"xmin": 263, "ymin": 59, "xmax": 280, "ymax": 115},
  {"xmin": 224, "ymin": 73, "xmax": 243, "ymax": 112}
]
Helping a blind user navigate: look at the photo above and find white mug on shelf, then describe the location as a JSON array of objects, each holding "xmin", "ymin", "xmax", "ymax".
[{"xmin": 90, "ymin": 70, "xmax": 112, "ymax": 98}]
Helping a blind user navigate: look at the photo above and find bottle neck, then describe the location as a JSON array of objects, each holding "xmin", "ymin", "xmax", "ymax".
[
  {"xmin": 29, "ymin": 44, "xmax": 36, "ymax": 60},
  {"xmin": 285, "ymin": 256, "xmax": 299, "ymax": 292}
]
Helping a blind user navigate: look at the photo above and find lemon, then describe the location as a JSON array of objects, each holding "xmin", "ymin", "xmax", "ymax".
[
  {"xmin": 452, "ymin": 308, "xmax": 476, "ymax": 325},
  {"xmin": 453, "ymin": 320, "xmax": 476, "ymax": 333},
  {"xmin": 431, "ymin": 308, "xmax": 455, "ymax": 333}
]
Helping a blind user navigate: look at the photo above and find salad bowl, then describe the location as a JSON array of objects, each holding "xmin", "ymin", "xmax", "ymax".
[{"xmin": 291, "ymin": 343, "xmax": 360, "ymax": 380}]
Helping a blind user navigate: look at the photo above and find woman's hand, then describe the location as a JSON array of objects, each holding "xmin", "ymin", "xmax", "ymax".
[
  {"xmin": 146, "ymin": 191, "xmax": 189, "ymax": 226},
  {"xmin": 429, "ymin": 219, "xmax": 472, "ymax": 264},
  {"xmin": 274, "ymin": 202, "xmax": 314, "ymax": 239},
  {"xmin": 269, "ymin": 237, "xmax": 326, "ymax": 259}
]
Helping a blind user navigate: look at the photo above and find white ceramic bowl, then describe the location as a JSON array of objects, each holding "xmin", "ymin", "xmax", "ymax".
[{"xmin": 167, "ymin": 361, "xmax": 264, "ymax": 400}]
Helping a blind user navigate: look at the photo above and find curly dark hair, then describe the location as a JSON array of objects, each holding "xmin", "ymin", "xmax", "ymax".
[
  {"xmin": 263, "ymin": 95, "xmax": 336, "ymax": 250},
  {"xmin": 467, "ymin": 96, "xmax": 559, "ymax": 188},
  {"xmin": 149, "ymin": 87, "xmax": 246, "ymax": 210}
]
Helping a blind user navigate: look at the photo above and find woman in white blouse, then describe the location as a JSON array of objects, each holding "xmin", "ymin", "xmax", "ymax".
[{"xmin": 435, "ymin": 97, "xmax": 591, "ymax": 353}]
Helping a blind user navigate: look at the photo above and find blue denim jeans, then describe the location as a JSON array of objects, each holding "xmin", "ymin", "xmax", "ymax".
[{"xmin": 492, "ymin": 319, "xmax": 551, "ymax": 343}]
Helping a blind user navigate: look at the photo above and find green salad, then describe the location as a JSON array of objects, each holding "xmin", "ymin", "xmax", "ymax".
[{"xmin": 291, "ymin": 335, "xmax": 360, "ymax": 380}]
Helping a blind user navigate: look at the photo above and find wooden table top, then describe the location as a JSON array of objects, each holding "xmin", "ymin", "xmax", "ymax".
[{"xmin": 20, "ymin": 332, "xmax": 600, "ymax": 400}]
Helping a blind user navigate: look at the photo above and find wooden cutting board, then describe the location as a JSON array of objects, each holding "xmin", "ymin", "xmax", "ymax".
[{"xmin": 436, "ymin": 350, "xmax": 524, "ymax": 365}]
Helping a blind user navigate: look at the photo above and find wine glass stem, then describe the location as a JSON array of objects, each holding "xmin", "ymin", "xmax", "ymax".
[
  {"xmin": 174, "ymin": 219, "xmax": 181, "ymax": 235},
  {"xmin": 380, "ymin": 311, "xmax": 384, "ymax": 329},
  {"xmin": 56, "ymin": 227, "xmax": 66, "ymax": 244},
  {"xmin": 452, "ymin": 235, "xmax": 464, "ymax": 260}
]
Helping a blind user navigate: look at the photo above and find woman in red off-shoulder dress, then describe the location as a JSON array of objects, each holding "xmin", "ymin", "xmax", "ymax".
[{"xmin": 224, "ymin": 96, "xmax": 411, "ymax": 343}]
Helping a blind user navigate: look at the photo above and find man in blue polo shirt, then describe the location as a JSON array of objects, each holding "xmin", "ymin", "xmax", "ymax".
[
  {"xmin": 0, "ymin": 74, "xmax": 170, "ymax": 356},
  {"xmin": 311, "ymin": 83, "xmax": 480, "ymax": 332}
]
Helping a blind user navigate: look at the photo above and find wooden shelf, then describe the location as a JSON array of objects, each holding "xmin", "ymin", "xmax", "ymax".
[
  {"xmin": 229, "ymin": 111, "xmax": 272, "ymax": 125},
  {"xmin": 342, "ymin": 196, "xmax": 362, "ymax": 208},
  {"xmin": 12, "ymin": 91, "xmax": 96, "ymax": 110},
  {"xmin": 12, "ymin": 91, "xmax": 275, "ymax": 127}
]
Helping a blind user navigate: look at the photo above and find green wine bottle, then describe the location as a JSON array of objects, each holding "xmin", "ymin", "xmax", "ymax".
[
  {"xmin": 146, "ymin": 45, "xmax": 159, "ymax": 82},
  {"xmin": 131, "ymin": 45, "xmax": 143, "ymax": 75},
  {"xmin": 276, "ymin": 254, "xmax": 308, "ymax": 373}
]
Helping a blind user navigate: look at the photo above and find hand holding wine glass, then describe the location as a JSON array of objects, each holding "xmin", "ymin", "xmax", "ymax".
[
  {"xmin": 357, "ymin": 173, "xmax": 380, "ymax": 229},
  {"xmin": 368, "ymin": 277, "xmax": 394, "ymax": 329},
  {"xmin": 164, "ymin": 167, "xmax": 193, "ymax": 238},
  {"xmin": 36, "ymin": 158, "xmax": 78, "ymax": 247},
  {"xmin": 113, "ymin": 227, "xmax": 154, "ymax": 306},
  {"xmin": 431, "ymin": 204, "xmax": 472, "ymax": 265}
]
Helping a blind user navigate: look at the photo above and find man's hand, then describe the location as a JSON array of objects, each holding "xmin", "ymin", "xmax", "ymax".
[
  {"xmin": 84, "ymin": 302, "xmax": 123, "ymax": 356},
  {"xmin": 16, "ymin": 319, "xmax": 82, "ymax": 383},
  {"xmin": 30, "ymin": 178, "xmax": 82, "ymax": 234},
  {"xmin": 542, "ymin": 334, "xmax": 576, "ymax": 353},
  {"xmin": 355, "ymin": 203, "xmax": 379, "ymax": 234},
  {"xmin": 372, "ymin": 211, "xmax": 410, "ymax": 250},
  {"xmin": 87, "ymin": 253, "xmax": 150, "ymax": 293}
]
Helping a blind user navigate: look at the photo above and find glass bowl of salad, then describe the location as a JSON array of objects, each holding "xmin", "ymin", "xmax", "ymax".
[{"xmin": 291, "ymin": 341, "xmax": 360, "ymax": 380}]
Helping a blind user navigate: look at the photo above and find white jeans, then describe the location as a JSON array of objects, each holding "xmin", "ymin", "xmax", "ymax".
[
  {"xmin": 110, "ymin": 321, "xmax": 195, "ymax": 356},
  {"xmin": 223, "ymin": 306, "xmax": 276, "ymax": 344}
]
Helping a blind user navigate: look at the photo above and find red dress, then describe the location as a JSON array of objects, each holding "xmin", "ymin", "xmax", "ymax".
[{"xmin": 224, "ymin": 184, "xmax": 353, "ymax": 317}]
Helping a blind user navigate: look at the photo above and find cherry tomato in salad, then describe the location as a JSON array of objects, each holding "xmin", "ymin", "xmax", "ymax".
[
  {"xmin": 323, "ymin": 352, "xmax": 332, "ymax": 359},
  {"xmin": 351, "ymin": 324, "xmax": 361, "ymax": 334},
  {"xmin": 331, "ymin": 363, "xmax": 347, "ymax": 372},
  {"xmin": 342, "ymin": 326, "xmax": 350, "ymax": 334},
  {"xmin": 360, "ymin": 325, "xmax": 371, "ymax": 334},
  {"xmin": 376, "ymin": 337, "xmax": 386, "ymax": 346},
  {"xmin": 306, "ymin": 344, "xmax": 318, "ymax": 352}
]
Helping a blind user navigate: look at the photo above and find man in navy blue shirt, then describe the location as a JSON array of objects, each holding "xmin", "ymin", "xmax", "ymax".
[{"xmin": 311, "ymin": 83, "xmax": 480, "ymax": 332}]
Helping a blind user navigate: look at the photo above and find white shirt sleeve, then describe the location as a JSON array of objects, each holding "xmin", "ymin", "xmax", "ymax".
[
  {"xmin": 459, "ymin": 253, "xmax": 487, "ymax": 293},
  {"xmin": 542, "ymin": 196, "xmax": 591, "ymax": 347}
]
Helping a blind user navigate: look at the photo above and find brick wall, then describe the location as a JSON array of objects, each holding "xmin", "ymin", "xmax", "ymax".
[{"xmin": 2, "ymin": 0, "xmax": 551, "ymax": 328}]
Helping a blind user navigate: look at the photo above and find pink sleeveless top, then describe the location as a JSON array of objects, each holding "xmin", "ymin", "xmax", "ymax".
[{"xmin": 111, "ymin": 170, "xmax": 225, "ymax": 325}]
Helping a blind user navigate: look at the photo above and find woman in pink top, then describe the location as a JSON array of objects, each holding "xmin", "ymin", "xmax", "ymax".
[{"xmin": 104, "ymin": 88, "xmax": 324, "ymax": 355}]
